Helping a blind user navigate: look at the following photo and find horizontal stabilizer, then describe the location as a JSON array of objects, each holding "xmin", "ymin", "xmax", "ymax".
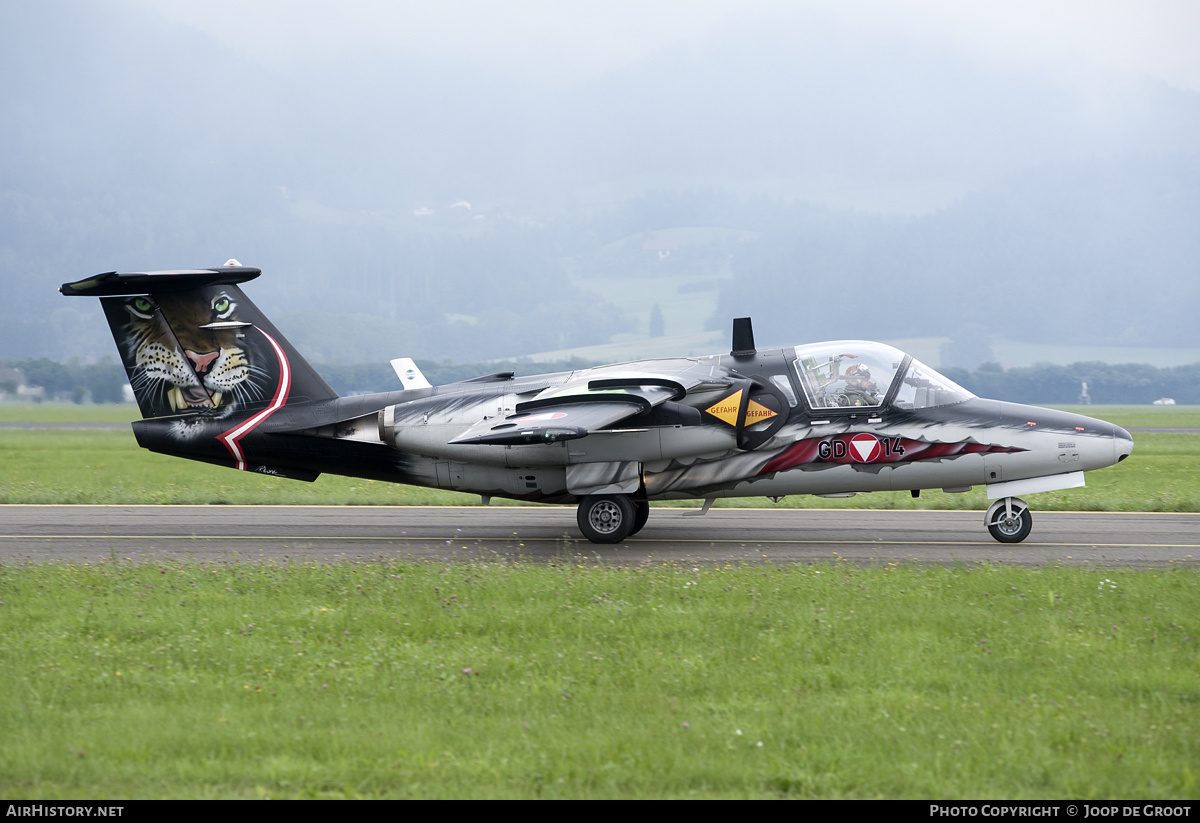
[{"xmin": 60, "ymin": 267, "xmax": 261, "ymax": 296}]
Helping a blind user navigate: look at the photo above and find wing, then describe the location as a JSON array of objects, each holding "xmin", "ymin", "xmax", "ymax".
[{"xmin": 448, "ymin": 378, "xmax": 687, "ymax": 446}]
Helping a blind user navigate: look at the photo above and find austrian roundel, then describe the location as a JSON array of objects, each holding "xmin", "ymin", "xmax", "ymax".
[{"xmin": 848, "ymin": 433, "xmax": 882, "ymax": 463}]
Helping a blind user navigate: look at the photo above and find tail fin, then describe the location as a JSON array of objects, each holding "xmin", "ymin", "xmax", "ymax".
[{"xmin": 61, "ymin": 265, "xmax": 337, "ymax": 421}]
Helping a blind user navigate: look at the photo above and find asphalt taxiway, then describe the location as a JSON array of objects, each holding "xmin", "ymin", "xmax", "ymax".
[{"xmin": 1, "ymin": 505, "xmax": 1196, "ymax": 567}]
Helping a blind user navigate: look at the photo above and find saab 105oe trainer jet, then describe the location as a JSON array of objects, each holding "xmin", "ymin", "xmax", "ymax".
[{"xmin": 61, "ymin": 263, "xmax": 1133, "ymax": 545}]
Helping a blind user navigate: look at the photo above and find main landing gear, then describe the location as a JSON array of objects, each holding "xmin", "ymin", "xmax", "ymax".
[
  {"xmin": 577, "ymin": 492, "xmax": 1035, "ymax": 545},
  {"xmin": 985, "ymin": 496, "xmax": 1032, "ymax": 543},
  {"xmin": 576, "ymin": 494, "xmax": 649, "ymax": 544}
]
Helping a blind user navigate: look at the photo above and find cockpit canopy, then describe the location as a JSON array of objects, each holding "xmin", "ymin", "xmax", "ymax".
[{"xmin": 793, "ymin": 341, "xmax": 973, "ymax": 411}]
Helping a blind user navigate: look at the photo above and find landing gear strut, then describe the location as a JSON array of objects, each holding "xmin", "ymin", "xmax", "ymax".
[{"xmin": 985, "ymin": 496, "xmax": 1032, "ymax": 543}]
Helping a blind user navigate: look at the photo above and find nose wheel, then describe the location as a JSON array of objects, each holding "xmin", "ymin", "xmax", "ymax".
[{"xmin": 985, "ymin": 496, "xmax": 1032, "ymax": 543}]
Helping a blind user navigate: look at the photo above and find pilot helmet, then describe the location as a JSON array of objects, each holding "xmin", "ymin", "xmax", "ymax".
[{"xmin": 845, "ymin": 363, "xmax": 871, "ymax": 385}]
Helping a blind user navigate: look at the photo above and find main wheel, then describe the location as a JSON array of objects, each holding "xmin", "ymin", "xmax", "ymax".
[
  {"xmin": 629, "ymin": 501, "xmax": 650, "ymax": 536},
  {"xmin": 577, "ymin": 494, "xmax": 636, "ymax": 544},
  {"xmin": 985, "ymin": 497, "xmax": 1032, "ymax": 543}
]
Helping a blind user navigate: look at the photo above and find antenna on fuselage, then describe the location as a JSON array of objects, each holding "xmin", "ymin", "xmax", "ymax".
[{"xmin": 731, "ymin": 317, "xmax": 756, "ymax": 357}]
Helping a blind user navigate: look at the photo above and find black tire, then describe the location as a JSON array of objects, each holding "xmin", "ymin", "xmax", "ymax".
[
  {"xmin": 577, "ymin": 494, "xmax": 636, "ymax": 544},
  {"xmin": 986, "ymin": 499, "xmax": 1032, "ymax": 543},
  {"xmin": 629, "ymin": 501, "xmax": 650, "ymax": 536}
]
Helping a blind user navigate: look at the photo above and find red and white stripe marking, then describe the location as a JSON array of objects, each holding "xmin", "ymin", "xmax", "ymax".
[{"xmin": 217, "ymin": 329, "xmax": 291, "ymax": 470}]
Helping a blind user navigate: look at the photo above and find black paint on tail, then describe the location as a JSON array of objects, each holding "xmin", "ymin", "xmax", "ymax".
[{"xmin": 61, "ymin": 266, "xmax": 337, "ymax": 422}]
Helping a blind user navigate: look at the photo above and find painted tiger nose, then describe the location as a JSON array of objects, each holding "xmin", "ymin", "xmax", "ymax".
[{"xmin": 186, "ymin": 349, "xmax": 219, "ymax": 373}]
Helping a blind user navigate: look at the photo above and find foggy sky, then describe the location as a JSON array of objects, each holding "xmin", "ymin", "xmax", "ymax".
[
  {"xmin": 124, "ymin": 0, "xmax": 1200, "ymax": 92},
  {"xmin": 3, "ymin": 0, "xmax": 1199, "ymax": 367}
]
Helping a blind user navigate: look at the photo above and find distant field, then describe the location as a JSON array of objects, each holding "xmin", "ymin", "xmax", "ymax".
[
  {"xmin": 0, "ymin": 403, "xmax": 140, "ymax": 424},
  {"xmin": 2, "ymin": 560, "xmax": 1196, "ymax": 799},
  {"xmin": 2, "ymin": 405, "xmax": 1195, "ymax": 510},
  {"xmin": 1048, "ymin": 404, "xmax": 1200, "ymax": 428}
]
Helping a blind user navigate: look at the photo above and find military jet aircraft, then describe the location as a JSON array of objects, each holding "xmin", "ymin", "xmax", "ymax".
[{"xmin": 61, "ymin": 263, "xmax": 1133, "ymax": 545}]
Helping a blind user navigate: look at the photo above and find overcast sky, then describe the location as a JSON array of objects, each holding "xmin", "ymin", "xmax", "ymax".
[
  {"xmin": 4, "ymin": 0, "xmax": 1198, "ymax": 362},
  {"xmin": 122, "ymin": 0, "xmax": 1200, "ymax": 92}
]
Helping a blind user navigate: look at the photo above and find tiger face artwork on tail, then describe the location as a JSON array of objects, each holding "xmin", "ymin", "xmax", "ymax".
[{"xmin": 105, "ymin": 287, "xmax": 269, "ymax": 435}]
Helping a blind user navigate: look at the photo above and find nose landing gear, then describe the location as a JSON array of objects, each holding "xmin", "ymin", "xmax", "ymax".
[{"xmin": 985, "ymin": 496, "xmax": 1032, "ymax": 543}]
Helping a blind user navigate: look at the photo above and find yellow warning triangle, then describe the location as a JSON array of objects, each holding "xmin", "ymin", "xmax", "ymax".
[
  {"xmin": 705, "ymin": 390, "xmax": 779, "ymax": 427},
  {"xmin": 705, "ymin": 390, "xmax": 742, "ymax": 426},
  {"xmin": 745, "ymin": 398, "xmax": 778, "ymax": 424}
]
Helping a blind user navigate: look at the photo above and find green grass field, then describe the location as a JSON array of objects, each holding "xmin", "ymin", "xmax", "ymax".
[
  {"xmin": 2, "ymin": 560, "xmax": 1196, "ymax": 799},
  {"xmin": 0, "ymin": 403, "xmax": 142, "ymax": 424}
]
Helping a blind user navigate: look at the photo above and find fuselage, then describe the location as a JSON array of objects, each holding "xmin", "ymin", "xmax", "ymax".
[
  {"xmin": 364, "ymin": 342, "xmax": 1132, "ymax": 504},
  {"xmin": 128, "ymin": 340, "xmax": 1131, "ymax": 506}
]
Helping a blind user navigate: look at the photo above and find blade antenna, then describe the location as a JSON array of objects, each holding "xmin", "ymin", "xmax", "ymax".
[{"xmin": 731, "ymin": 317, "xmax": 756, "ymax": 357}]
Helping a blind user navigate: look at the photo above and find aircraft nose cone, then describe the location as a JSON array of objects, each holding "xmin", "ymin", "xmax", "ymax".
[
  {"xmin": 1114, "ymin": 425, "xmax": 1134, "ymax": 465},
  {"xmin": 1082, "ymin": 418, "xmax": 1133, "ymax": 470}
]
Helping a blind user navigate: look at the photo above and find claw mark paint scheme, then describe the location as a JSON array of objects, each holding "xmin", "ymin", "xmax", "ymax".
[
  {"xmin": 62, "ymin": 265, "xmax": 1133, "ymax": 544},
  {"xmin": 762, "ymin": 433, "xmax": 1023, "ymax": 472}
]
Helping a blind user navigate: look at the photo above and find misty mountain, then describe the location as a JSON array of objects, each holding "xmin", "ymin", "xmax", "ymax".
[
  {"xmin": 2, "ymin": 0, "xmax": 1198, "ymax": 367},
  {"xmin": 714, "ymin": 155, "xmax": 1200, "ymax": 352}
]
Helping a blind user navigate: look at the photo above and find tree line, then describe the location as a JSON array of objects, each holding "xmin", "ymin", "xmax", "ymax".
[
  {"xmin": 942, "ymin": 361, "xmax": 1200, "ymax": 406},
  {"xmin": 5, "ymin": 355, "xmax": 1196, "ymax": 407},
  {"xmin": 0, "ymin": 358, "xmax": 126, "ymax": 404}
]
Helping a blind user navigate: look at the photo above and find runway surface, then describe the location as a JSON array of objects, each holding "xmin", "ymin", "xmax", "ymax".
[{"xmin": 2, "ymin": 505, "xmax": 1197, "ymax": 567}]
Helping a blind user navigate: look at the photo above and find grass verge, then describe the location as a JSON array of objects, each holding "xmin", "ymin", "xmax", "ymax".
[{"xmin": 1, "ymin": 559, "xmax": 1196, "ymax": 799}]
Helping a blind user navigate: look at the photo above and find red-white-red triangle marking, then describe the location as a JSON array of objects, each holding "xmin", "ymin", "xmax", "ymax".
[{"xmin": 850, "ymin": 434, "xmax": 880, "ymax": 462}]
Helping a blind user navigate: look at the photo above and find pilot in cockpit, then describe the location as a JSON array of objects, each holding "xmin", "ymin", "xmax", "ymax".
[{"xmin": 838, "ymin": 363, "xmax": 880, "ymax": 406}]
